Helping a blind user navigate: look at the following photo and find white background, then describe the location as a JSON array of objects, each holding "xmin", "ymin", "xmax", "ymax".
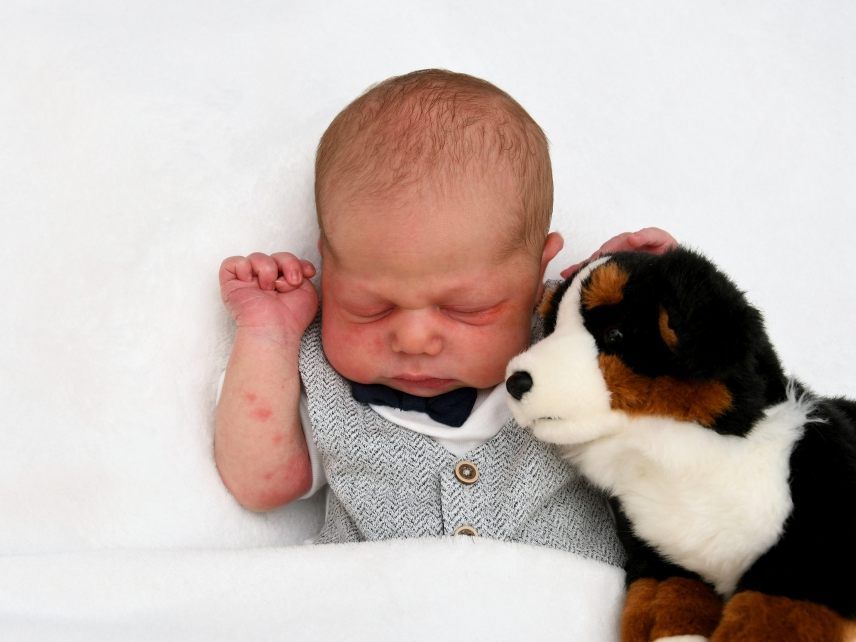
[{"xmin": 2, "ymin": 0, "xmax": 854, "ymax": 554}]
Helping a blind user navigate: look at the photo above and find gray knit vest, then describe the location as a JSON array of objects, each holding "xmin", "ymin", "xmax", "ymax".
[{"xmin": 298, "ymin": 317, "xmax": 624, "ymax": 567}]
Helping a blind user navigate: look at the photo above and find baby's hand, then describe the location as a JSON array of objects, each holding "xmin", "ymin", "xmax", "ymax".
[
  {"xmin": 219, "ymin": 252, "xmax": 318, "ymax": 336},
  {"xmin": 560, "ymin": 227, "xmax": 678, "ymax": 279}
]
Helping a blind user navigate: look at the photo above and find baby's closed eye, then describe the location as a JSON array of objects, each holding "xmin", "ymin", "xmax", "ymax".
[
  {"xmin": 440, "ymin": 303, "xmax": 505, "ymax": 324},
  {"xmin": 344, "ymin": 306, "xmax": 394, "ymax": 322}
]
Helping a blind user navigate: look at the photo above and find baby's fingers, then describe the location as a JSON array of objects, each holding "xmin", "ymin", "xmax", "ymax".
[
  {"xmin": 560, "ymin": 261, "xmax": 586, "ymax": 280},
  {"xmin": 597, "ymin": 232, "xmax": 634, "ymax": 255},
  {"xmin": 271, "ymin": 253, "xmax": 314, "ymax": 289},
  {"xmin": 220, "ymin": 256, "xmax": 253, "ymax": 284},
  {"xmin": 248, "ymin": 253, "xmax": 280, "ymax": 290},
  {"xmin": 300, "ymin": 259, "xmax": 316, "ymax": 278},
  {"xmin": 626, "ymin": 227, "xmax": 678, "ymax": 253}
]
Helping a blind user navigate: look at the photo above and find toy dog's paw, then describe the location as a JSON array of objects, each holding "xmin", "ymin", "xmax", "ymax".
[
  {"xmin": 622, "ymin": 579, "xmax": 658, "ymax": 642},
  {"xmin": 711, "ymin": 591, "xmax": 853, "ymax": 642},
  {"xmin": 622, "ymin": 577, "xmax": 722, "ymax": 642}
]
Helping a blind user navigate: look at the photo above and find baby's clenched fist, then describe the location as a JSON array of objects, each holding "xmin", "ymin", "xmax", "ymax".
[{"xmin": 219, "ymin": 252, "xmax": 318, "ymax": 336}]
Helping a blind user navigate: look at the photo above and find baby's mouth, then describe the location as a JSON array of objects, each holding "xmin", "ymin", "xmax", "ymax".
[{"xmin": 391, "ymin": 375, "xmax": 455, "ymax": 388}]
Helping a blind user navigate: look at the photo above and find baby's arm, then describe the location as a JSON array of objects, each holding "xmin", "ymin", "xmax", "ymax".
[{"xmin": 214, "ymin": 252, "xmax": 318, "ymax": 511}]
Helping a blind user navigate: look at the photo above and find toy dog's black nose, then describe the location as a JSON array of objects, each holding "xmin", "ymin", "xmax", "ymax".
[{"xmin": 506, "ymin": 371, "xmax": 533, "ymax": 400}]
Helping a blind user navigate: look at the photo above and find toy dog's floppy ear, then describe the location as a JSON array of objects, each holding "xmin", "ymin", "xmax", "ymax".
[
  {"xmin": 654, "ymin": 249, "xmax": 764, "ymax": 379},
  {"xmin": 538, "ymin": 283, "xmax": 559, "ymax": 320},
  {"xmin": 540, "ymin": 278, "xmax": 576, "ymax": 337}
]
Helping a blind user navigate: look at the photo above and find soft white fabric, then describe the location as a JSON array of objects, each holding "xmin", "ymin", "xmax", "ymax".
[
  {"xmin": 0, "ymin": 538, "xmax": 625, "ymax": 642},
  {"xmin": 2, "ymin": 0, "xmax": 855, "ymax": 639}
]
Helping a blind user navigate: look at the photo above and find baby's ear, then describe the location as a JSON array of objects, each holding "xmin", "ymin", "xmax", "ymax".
[{"xmin": 655, "ymin": 249, "xmax": 763, "ymax": 379}]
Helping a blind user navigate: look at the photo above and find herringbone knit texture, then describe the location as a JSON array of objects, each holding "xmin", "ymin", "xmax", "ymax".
[{"xmin": 298, "ymin": 317, "xmax": 624, "ymax": 566}]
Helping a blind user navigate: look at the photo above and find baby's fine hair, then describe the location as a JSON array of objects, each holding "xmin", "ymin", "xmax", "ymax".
[{"xmin": 315, "ymin": 69, "xmax": 553, "ymax": 253}]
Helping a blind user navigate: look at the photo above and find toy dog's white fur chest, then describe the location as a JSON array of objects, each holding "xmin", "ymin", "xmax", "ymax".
[{"xmin": 563, "ymin": 393, "xmax": 810, "ymax": 596}]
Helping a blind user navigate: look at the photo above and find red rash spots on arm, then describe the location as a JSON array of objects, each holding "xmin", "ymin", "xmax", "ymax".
[
  {"xmin": 241, "ymin": 391, "xmax": 272, "ymax": 421},
  {"xmin": 251, "ymin": 407, "xmax": 273, "ymax": 421}
]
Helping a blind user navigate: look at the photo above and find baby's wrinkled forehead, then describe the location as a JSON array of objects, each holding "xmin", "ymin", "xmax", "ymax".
[{"xmin": 320, "ymin": 177, "xmax": 538, "ymax": 278}]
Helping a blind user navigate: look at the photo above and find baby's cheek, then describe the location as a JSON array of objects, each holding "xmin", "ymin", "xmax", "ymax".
[
  {"xmin": 322, "ymin": 321, "xmax": 386, "ymax": 382},
  {"xmin": 343, "ymin": 326, "xmax": 385, "ymax": 358},
  {"xmin": 459, "ymin": 322, "xmax": 529, "ymax": 387}
]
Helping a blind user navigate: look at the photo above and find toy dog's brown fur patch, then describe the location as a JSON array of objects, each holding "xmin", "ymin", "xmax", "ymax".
[
  {"xmin": 621, "ymin": 577, "xmax": 723, "ymax": 641},
  {"xmin": 711, "ymin": 591, "xmax": 852, "ymax": 641},
  {"xmin": 582, "ymin": 262, "xmax": 629, "ymax": 310},
  {"xmin": 651, "ymin": 577, "xmax": 723, "ymax": 639},
  {"xmin": 621, "ymin": 579, "xmax": 658, "ymax": 642},
  {"xmin": 599, "ymin": 354, "xmax": 733, "ymax": 427},
  {"xmin": 658, "ymin": 306, "xmax": 679, "ymax": 350}
]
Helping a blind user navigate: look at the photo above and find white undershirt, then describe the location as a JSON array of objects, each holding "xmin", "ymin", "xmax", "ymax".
[{"xmin": 299, "ymin": 385, "xmax": 510, "ymax": 497}]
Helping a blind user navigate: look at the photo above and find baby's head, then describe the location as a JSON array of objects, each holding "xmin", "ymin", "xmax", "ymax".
[
  {"xmin": 314, "ymin": 69, "xmax": 563, "ymax": 395},
  {"xmin": 315, "ymin": 68, "xmax": 554, "ymax": 257}
]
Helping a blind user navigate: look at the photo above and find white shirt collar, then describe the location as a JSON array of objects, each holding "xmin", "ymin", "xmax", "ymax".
[{"xmin": 370, "ymin": 385, "xmax": 511, "ymax": 457}]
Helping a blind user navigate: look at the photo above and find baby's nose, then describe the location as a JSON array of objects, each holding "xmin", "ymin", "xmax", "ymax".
[
  {"xmin": 391, "ymin": 313, "xmax": 443, "ymax": 356},
  {"xmin": 506, "ymin": 371, "xmax": 533, "ymax": 400}
]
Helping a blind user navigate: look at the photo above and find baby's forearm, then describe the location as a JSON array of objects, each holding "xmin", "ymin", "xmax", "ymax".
[{"xmin": 214, "ymin": 327, "xmax": 312, "ymax": 511}]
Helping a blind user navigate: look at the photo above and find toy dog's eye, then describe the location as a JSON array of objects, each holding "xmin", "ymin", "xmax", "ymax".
[{"xmin": 603, "ymin": 326, "xmax": 624, "ymax": 349}]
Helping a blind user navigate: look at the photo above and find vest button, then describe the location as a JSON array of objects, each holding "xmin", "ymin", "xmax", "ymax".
[
  {"xmin": 454, "ymin": 460, "xmax": 479, "ymax": 485},
  {"xmin": 453, "ymin": 525, "xmax": 479, "ymax": 537}
]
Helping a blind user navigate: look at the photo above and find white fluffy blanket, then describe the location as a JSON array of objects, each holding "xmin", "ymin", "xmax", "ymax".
[
  {"xmin": 2, "ymin": 1, "xmax": 853, "ymax": 639},
  {"xmin": 0, "ymin": 539, "xmax": 624, "ymax": 641}
]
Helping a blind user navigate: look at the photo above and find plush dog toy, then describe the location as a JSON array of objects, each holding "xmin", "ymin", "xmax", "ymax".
[{"xmin": 506, "ymin": 248, "xmax": 855, "ymax": 642}]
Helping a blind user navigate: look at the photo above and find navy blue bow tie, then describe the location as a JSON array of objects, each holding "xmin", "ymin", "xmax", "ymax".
[{"xmin": 350, "ymin": 382, "xmax": 477, "ymax": 427}]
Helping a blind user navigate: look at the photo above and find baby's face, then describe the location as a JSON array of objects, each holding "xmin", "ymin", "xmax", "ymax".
[{"xmin": 319, "ymin": 179, "xmax": 558, "ymax": 395}]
